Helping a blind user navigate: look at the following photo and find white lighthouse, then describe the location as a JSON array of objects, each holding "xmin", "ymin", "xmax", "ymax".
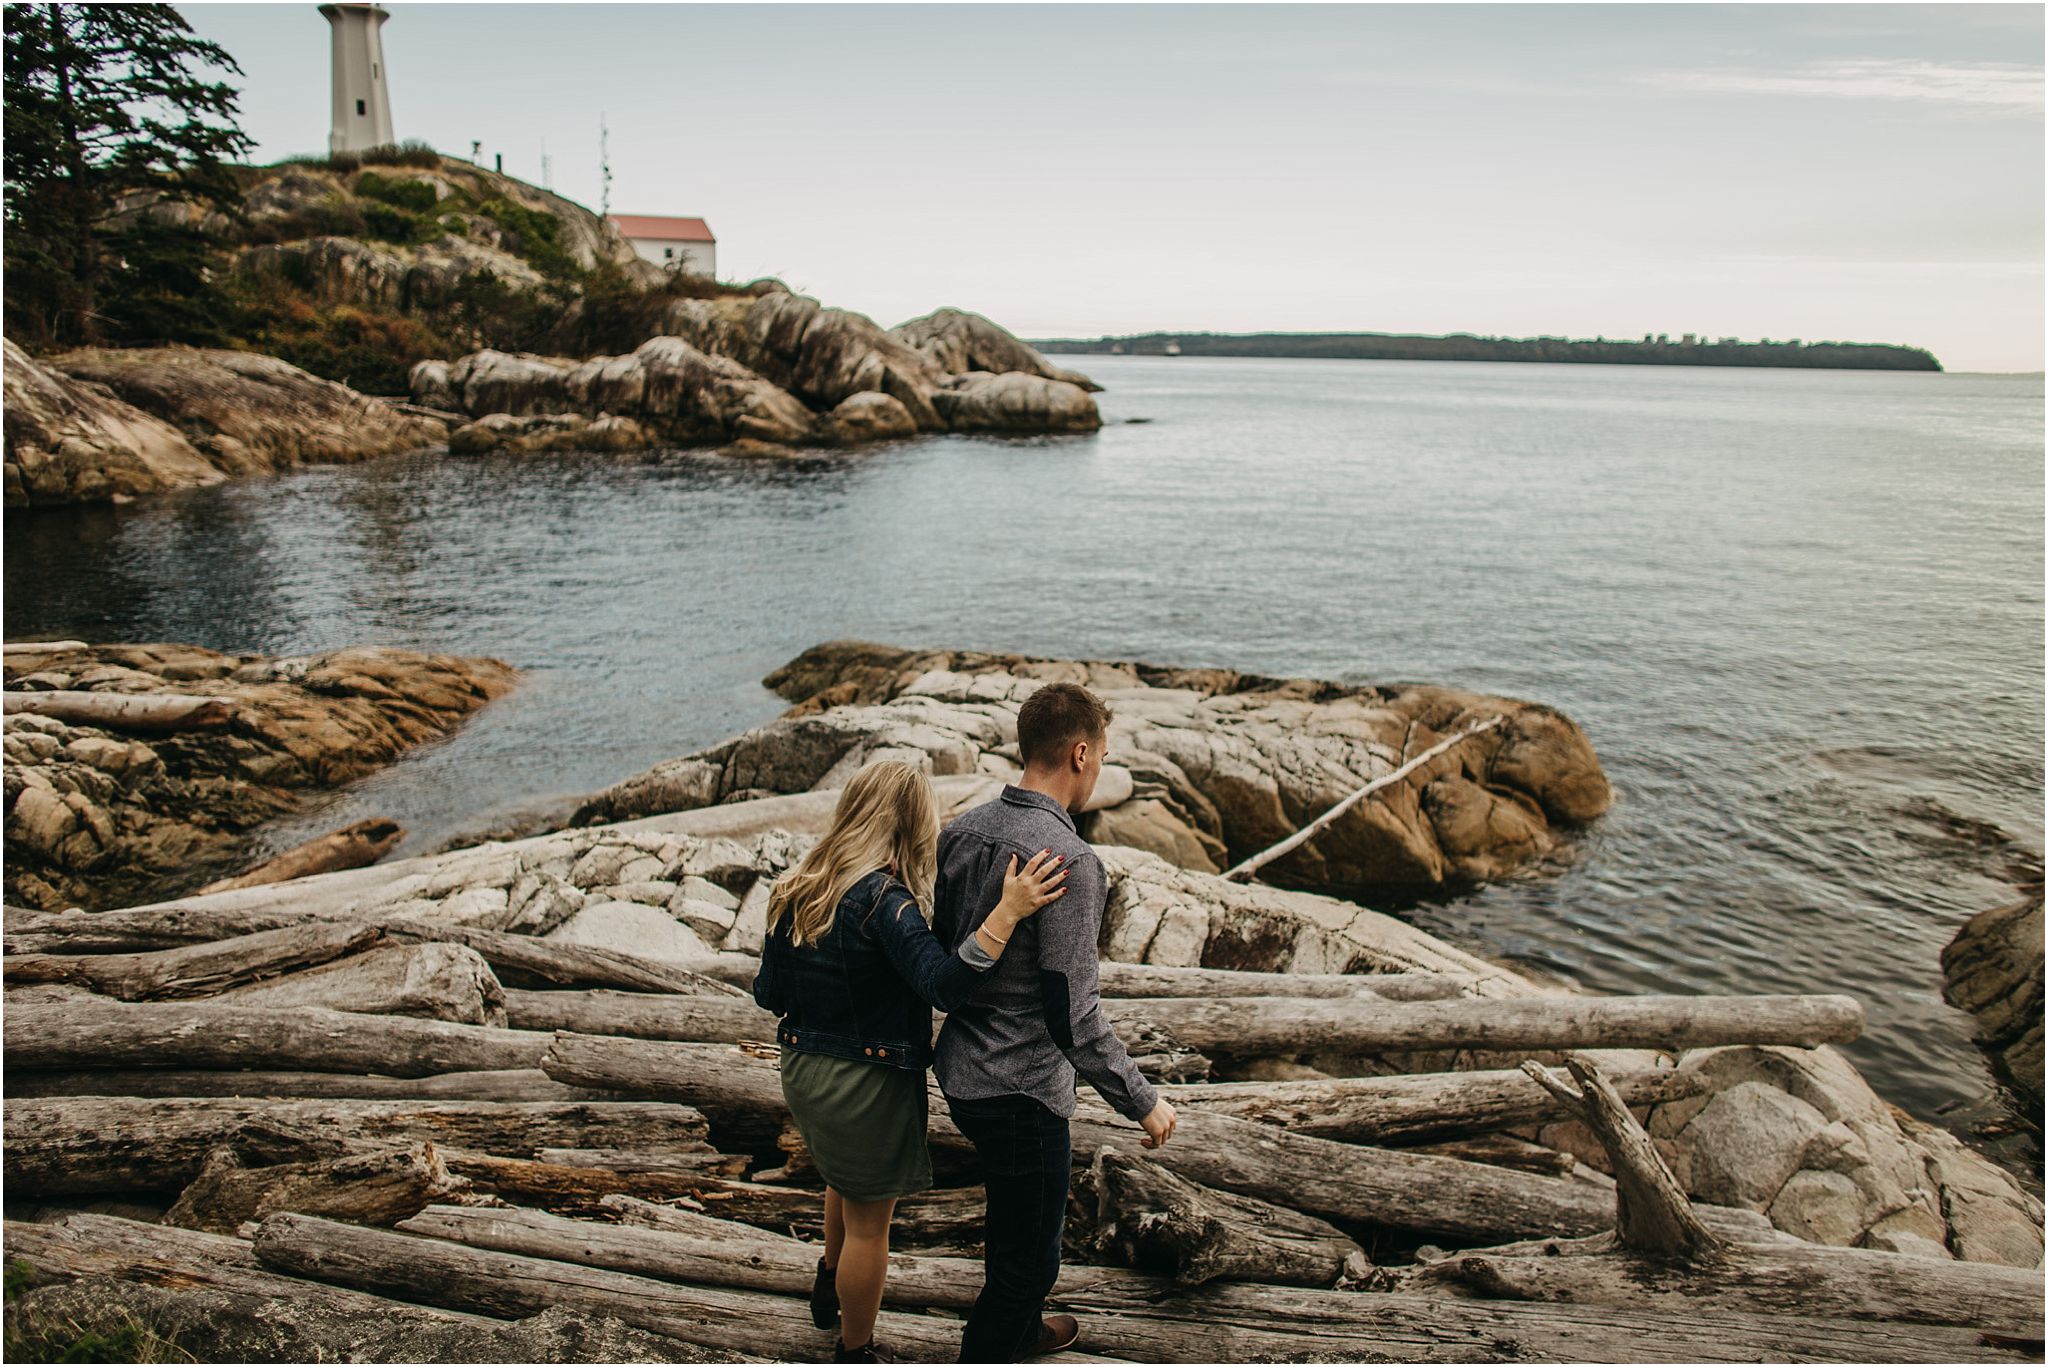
[{"xmin": 320, "ymin": 3, "xmax": 394, "ymax": 155}]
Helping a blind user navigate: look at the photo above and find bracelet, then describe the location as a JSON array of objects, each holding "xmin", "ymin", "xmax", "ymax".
[{"xmin": 979, "ymin": 924, "xmax": 1011, "ymax": 947}]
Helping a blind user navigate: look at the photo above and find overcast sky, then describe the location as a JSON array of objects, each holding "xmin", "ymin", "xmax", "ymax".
[{"xmin": 181, "ymin": 3, "xmax": 2044, "ymax": 371}]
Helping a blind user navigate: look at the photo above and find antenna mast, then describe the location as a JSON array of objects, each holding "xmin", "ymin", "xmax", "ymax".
[
  {"xmin": 599, "ymin": 114, "xmax": 612, "ymax": 218},
  {"xmin": 540, "ymin": 136, "xmax": 552, "ymax": 190}
]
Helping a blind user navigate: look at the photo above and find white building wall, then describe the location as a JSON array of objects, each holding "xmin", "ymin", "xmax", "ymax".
[
  {"xmin": 321, "ymin": 3, "xmax": 395, "ymax": 154},
  {"xmin": 626, "ymin": 237, "xmax": 717, "ymax": 277}
]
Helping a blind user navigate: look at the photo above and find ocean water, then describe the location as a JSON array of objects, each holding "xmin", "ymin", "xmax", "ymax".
[{"xmin": 8, "ymin": 356, "xmax": 2042, "ymax": 1144}]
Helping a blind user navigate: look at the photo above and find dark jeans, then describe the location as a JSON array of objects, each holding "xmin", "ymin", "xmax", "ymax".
[{"xmin": 946, "ymin": 1092, "xmax": 1073, "ymax": 1363}]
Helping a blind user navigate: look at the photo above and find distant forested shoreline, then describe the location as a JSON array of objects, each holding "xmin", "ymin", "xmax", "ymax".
[{"xmin": 1032, "ymin": 331, "xmax": 1943, "ymax": 372}]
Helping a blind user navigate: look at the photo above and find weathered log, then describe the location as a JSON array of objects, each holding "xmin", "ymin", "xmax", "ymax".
[
  {"xmin": 4, "ymin": 1276, "xmax": 733, "ymax": 1365},
  {"xmin": 539, "ymin": 1033, "xmax": 1615, "ymax": 1242},
  {"xmin": 1050, "ymin": 1271, "xmax": 2032, "ymax": 1364},
  {"xmin": 1166, "ymin": 1064, "xmax": 1703, "ymax": 1144},
  {"xmin": 1380, "ymin": 1235, "xmax": 2046, "ymax": 1339},
  {"xmin": 3, "ymin": 1214, "xmax": 732, "ymax": 1364},
  {"xmin": 1522, "ymin": 1053, "xmax": 1719, "ymax": 1256},
  {"xmin": 607, "ymin": 1184, "xmax": 991, "ymax": 1249},
  {"xmin": 4, "ymin": 996, "xmax": 550, "ymax": 1076},
  {"xmin": 197, "ymin": 818, "xmax": 406, "ymax": 894},
  {"xmin": 403, "ymin": 1200, "xmax": 1156, "ymax": 1310},
  {"xmin": 379, "ymin": 1204, "xmax": 2024, "ymax": 1365},
  {"xmin": 1099, "ymin": 961, "xmax": 1475, "ymax": 1001},
  {"xmin": 1224, "ymin": 716, "xmax": 1505, "ymax": 881},
  {"xmin": 1078, "ymin": 1147, "xmax": 1369, "ymax": 1287},
  {"xmin": 215, "ymin": 941, "xmax": 508, "ymax": 1026},
  {"xmin": 2, "ymin": 904, "xmax": 745, "ymax": 998},
  {"xmin": 3, "ymin": 922, "xmax": 382, "ymax": 999},
  {"xmin": 1408, "ymin": 1133, "xmax": 1582, "ymax": 1178},
  {"xmin": 1104, "ymin": 993, "xmax": 1864, "ymax": 1056},
  {"xmin": 4, "ymin": 640, "xmax": 88, "ymax": 655},
  {"xmin": 165, "ymin": 1141, "xmax": 468, "ymax": 1234},
  {"xmin": 4, "ymin": 1095, "xmax": 711, "ymax": 1195},
  {"xmin": 252, "ymin": 1213, "xmax": 1111, "ymax": 1364},
  {"xmin": 429, "ymin": 1150, "xmax": 751, "ymax": 1212},
  {"xmin": 2, "ymin": 688, "xmax": 236, "ymax": 731},
  {"xmin": 505, "ymin": 989, "xmax": 1208, "ymax": 1079},
  {"xmin": 5, "ymin": 1066, "xmax": 609, "ymax": 1102}
]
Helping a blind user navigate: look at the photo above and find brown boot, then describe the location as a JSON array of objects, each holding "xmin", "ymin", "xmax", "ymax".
[{"xmin": 1020, "ymin": 1315, "xmax": 1078, "ymax": 1360}]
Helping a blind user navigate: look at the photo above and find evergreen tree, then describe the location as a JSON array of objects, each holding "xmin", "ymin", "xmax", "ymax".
[{"xmin": 3, "ymin": 3, "xmax": 252, "ymax": 346}]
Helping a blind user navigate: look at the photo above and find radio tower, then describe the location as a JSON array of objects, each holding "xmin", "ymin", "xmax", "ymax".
[{"xmin": 599, "ymin": 115, "xmax": 613, "ymax": 218}]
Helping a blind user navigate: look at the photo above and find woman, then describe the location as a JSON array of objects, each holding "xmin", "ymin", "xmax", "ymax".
[{"xmin": 752, "ymin": 760, "xmax": 1067, "ymax": 1364}]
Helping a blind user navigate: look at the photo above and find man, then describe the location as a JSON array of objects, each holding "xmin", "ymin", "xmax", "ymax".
[{"xmin": 935, "ymin": 681, "xmax": 1178, "ymax": 1363}]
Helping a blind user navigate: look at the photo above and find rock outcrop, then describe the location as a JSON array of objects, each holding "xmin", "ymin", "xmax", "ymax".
[
  {"xmin": 1646, "ymin": 1044, "xmax": 2043, "ymax": 1267},
  {"xmin": 571, "ymin": 642, "xmax": 1611, "ymax": 895},
  {"xmin": 4, "ymin": 345, "xmax": 453, "ymax": 508},
  {"xmin": 417, "ymin": 296, "xmax": 1103, "ymax": 452},
  {"xmin": 3, "ymin": 642, "xmax": 516, "ymax": 911},
  {"xmin": 1941, "ymin": 897, "xmax": 2044, "ymax": 1118},
  {"xmin": 891, "ymin": 307, "xmax": 1103, "ymax": 391},
  {"xmin": 2, "ymin": 341, "xmax": 226, "ymax": 506}
]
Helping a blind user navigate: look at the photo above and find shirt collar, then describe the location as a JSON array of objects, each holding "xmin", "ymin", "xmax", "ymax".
[{"xmin": 1000, "ymin": 784, "xmax": 1078, "ymax": 833}]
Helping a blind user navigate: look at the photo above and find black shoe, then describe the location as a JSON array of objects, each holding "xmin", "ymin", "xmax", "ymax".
[
  {"xmin": 833, "ymin": 1338, "xmax": 895, "ymax": 1363},
  {"xmin": 1020, "ymin": 1315, "xmax": 1079, "ymax": 1360},
  {"xmin": 810, "ymin": 1257, "xmax": 839, "ymax": 1331}
]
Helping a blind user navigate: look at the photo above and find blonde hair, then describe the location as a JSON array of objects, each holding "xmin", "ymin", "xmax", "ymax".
[{"xmin": 766, "ymin": 760, "xmax": 939, "ymax": 948}]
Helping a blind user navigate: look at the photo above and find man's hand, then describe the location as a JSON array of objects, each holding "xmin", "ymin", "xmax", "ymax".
[{"xmin": 1139, "ymin": 1098, "xmax": 1177, "ymax": 1149}]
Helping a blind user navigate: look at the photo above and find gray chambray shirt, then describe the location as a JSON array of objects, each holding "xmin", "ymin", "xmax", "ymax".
[{"xmin": 932, "ymin": 785, "xmax": 1160, "ymax": 1122}]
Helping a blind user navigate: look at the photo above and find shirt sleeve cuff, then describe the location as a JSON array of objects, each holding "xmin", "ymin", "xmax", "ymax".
[
  {"xmin": 1119, "ymin": 1079, "xmax": 1161, "ymax": 1123},
  {"xmin": 958, "ymin": 935, "xmax": 998, "ymax": 970}
]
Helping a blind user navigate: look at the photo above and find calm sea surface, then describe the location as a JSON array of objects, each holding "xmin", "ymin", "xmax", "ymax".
[{"xmin": 8, "ymin": 356, "xmax": 2042, "ymax": 1145}]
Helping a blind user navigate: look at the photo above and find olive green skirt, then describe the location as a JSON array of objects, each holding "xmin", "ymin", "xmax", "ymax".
[{"xmin": 780, "ymin": 1045, "xmax": 934, "ymax": 1203}]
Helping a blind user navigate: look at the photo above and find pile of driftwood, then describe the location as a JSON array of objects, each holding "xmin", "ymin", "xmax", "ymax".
[{"xmin": 4, "ymin": 888, "xmax": 2041, "ymax": 1363}]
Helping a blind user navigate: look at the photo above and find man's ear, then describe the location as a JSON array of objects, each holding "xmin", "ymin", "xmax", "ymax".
[{"xmin": 1070, "ymin": 737, "xmax": 1089, "ymax": 772}]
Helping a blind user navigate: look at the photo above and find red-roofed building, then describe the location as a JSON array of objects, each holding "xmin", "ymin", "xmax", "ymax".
[{"xmin": 609, "ymin": 214, "xmax": 716, "ymax": 277}]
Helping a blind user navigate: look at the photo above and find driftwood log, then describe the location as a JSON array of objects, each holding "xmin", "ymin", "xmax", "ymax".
[
  {"xmin": 251, "ymin": 1213, "xmax": 1105, "ymax": 1364},
  {"xmin": 3, "ymin": 923, "xmax": 382, "ymax": 999},
  {"xmin": 212, "ymin": 942, "xmax": 508, "ymax": 1026},
  {"xmin": 4, "ymin": 1095, "xmax": 711, "ymax": 1195},
  {"xmin": 3, "ymin": 1214, "xmax": 730, "ymax": 1364},
  {"xmin": 605, "ymin": 1185, "xmax": 991, "ymax": 1249},
  {"xmin": 1105, "ymin": 993, "xmax": 1864, "ymax": 1056},
  {"xmin": 262, "ymin": 1209, "xmax": 2030, "ymax": 1365},
  {"xmin": 1166, "ymin": 1065, "xmax": 1703, "ymax": 1144},
  {"xmin": 3, "ymin": 997, "xmax": 551, "ymax": 1077},
  {"xmin": 4, "ymin": 1067, "xmax": 608, "ymax": 1103},
  {"xmin": 539, "ymin": 1033, "xmax": 1614, "ymax": 1243},
  {"xmin": 2, "ymin": 688, "xmax": 236, "ymax": 731},
  {"xmin": 1078, "ymin": 1147, "xmax": 1370, "ymax": 1287},
  {"xmin": 197, "ymin": 818, "xmax": 405, "ymax": 894},
  {"xmin": 164, "ymin": 1141, "xmax": 467, "ymax": 1233},
  {"xmin": 1098, "ymin": 962, "xmax": 1478, "ymax": 1001}
]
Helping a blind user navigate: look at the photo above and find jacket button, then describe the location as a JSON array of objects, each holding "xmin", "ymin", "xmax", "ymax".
[
  {"xmin": 877, "ymin": 1048, "xmax": 888, "ymax": 1058},
  {"xmin": 864, "ymin": 1048, "xmax": 873, "ymax": 1056}
]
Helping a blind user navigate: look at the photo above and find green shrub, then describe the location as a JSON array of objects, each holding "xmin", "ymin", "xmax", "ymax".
[
  {"xmin": 474, "ymin": 195, "xmax": 575, "ymax": 278},
  {"xmin": 356, "ymin": 171, "xmax": 439, "ymax": 213},
  {"xmin": 359, "ymin": 200, "xmax": 429, "ymax": 245},
  {"xmin": 359, "ymin": 139, "xmax": 441, "ymax": 168}
]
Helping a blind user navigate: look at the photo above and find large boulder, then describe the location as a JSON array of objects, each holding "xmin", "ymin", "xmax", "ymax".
[
  {"xmin": 3, "ymin": 642, "xmax": 515, "ymax": 912},
  {"xmin": 892, "ymin": 307, "xmax": 1101, "ymax": 391},
  {"xmin": 931, "ymin": 370, "xmax": 1103, "ymax": 434},
  {"xmin": 3, "ymin": 341, "xmax": 224, "ymax": 506},
  {"xmin": 570, "ymin": 642, "xmax": 1610, "ymax": 895},
  {"xmin": 1941, "ymin": 896, "xmax": 2043, "ymax": 1117},
  {"xmin": 5, "ymin": 344, "xmax": 448, "ymax": 507},
  {"xmin": 1647, "ymin": 1044, "xmax": 2044, "ymax": 1267}
]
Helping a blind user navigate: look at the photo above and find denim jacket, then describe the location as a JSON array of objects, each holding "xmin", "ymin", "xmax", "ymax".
[{"xmin": 752, "ymin": 869, "xmax": 995, "ymax": 1071}]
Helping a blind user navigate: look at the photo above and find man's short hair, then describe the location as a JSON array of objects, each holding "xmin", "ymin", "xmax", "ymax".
[{"xmin": 1017, "ymin": 682, "xmax": 1113, "ymax": 770}]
